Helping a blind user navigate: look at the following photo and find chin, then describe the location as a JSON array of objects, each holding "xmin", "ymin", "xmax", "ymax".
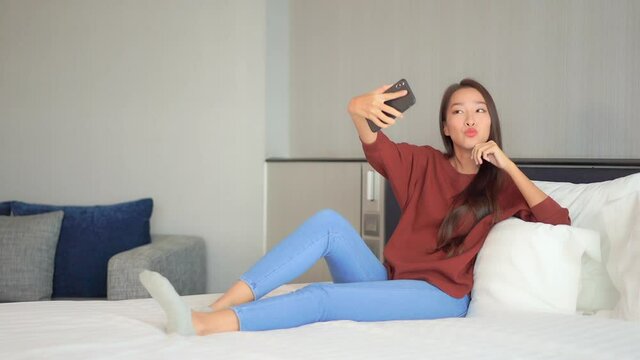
[
  {"xmin": 453, "ymin": 136, "xmax": 488, "ymax": 151},
  {"xmin": 471, "ymin": 136, "xmax": 490, "ymax": 145},
  {"xmin": 465, "ymin": 139, "xmax": 483, "ymax": 147}
]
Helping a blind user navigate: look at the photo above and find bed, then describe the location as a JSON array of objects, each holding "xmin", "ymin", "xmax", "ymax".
[
  {"xmin": 1, "ymin": 284, "xmax": 638, "ymax": 360},
  {"xmin": 1, "ymin": 160, "xmax": 640, "ymax": 360}
]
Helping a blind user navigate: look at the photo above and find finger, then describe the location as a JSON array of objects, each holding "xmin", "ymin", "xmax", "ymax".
[
  {"xmin": 367, "ymin": 115, "xmax": 389, "ymax": 129},
  {"xmin": 482, "ymin": 151, "xmax": 493, "ymax": 165},
  {"xmin": 373, "ymin": 84, "xmax": 392, "ymax": 94},
  {"xmin": 381, "ymin": 104, "xmax": 403, "ymax": 118},
  {"xmin": 382, "ymin": 89, "xmax": 408, "ymax": 101},
  {"xmin": 475, "ymin": 144, "xmax": 488, "ymax": 165},
  {"xmin": 368, "ymin": 110, "xmax": 395, "ymax": 127},
  {"xmin": 479, "ymin": 144, "xmax": 497, "ymax": 164},
  {"xmin": 471, "ymin": 143, "xmax": 480, "ymax": 162},
  {"xmin": 375, "ymin": 110, "xmax": 396, "ymax": 126},
  {"xmin": 366, "ymin": 107, "xmax": 388, "ymax": 124},
  {"xmin": 478, "ymin": 144, "xmax": 493, "ymax": 164},
  {"xmin": 367, "ymin": 113, "xmax": 386, "ymax": 125}
]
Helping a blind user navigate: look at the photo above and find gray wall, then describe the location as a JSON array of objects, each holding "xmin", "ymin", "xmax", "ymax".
[
  {"xmin": 289, "ymin": 0, "xmax": 640, "ymax": 159},
  {"xmin": 0, "ymin": 0, "xmax": 266, "ymax": 293},
  {"xmin": 2, "ymin": 0, "xmax": 638, "ymax": 294},
  {"xmin": 266, "ymin": 0, "xmax": 290, "ymax": 158}
]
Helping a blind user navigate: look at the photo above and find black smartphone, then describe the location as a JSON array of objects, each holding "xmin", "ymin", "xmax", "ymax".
[{"xmin": 366, "ymin": 78, "xmax": 416, "ymax": 132}]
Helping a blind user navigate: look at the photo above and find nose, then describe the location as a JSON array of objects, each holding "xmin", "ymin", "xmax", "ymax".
[{"xmin": 465, "ymin": 113, "xmax": 476, "ymax": 126}]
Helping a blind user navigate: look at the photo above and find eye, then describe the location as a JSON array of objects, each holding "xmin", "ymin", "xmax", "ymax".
[
  {"xmin": 476, "ymin": 108, "xmax": 486, "ymax": 113},
  {"xmin": 452, "ymin": 109, "xmax": 463, "ymax": 114}
]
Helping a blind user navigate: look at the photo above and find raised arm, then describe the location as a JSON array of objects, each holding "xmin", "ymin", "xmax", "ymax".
[
  {"xmin": 347, "ymin": 84, "xmax": 408, "ymax": 144},
  {"xmin": 347, "ymin": 84, "xmax": 422, "ymax": 209}
]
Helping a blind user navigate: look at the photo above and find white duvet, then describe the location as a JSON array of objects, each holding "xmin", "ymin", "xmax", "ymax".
[{"xmin": 1, "ymin": 284, "xmax": 639, "ymax": 360}]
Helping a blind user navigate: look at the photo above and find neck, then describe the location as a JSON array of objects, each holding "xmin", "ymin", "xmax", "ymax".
[{"xmin": 450, "ymin": 149, "xmax": 479, "ymax": 175}]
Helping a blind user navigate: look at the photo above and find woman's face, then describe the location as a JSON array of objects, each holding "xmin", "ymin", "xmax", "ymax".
[{"xmin": 443, "ymin": 87, "xmax": 492, "ymax": 153}]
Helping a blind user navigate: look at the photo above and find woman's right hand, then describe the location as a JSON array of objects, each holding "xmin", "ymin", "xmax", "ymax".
[{"xmin": 347, "ymin": 84, "xmax": 408, "ymax": 130}]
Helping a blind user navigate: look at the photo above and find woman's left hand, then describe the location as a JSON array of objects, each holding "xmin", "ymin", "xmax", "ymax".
[{"xmin": 471, "ymin": 141, "xmax": 515, "ymax": 170}]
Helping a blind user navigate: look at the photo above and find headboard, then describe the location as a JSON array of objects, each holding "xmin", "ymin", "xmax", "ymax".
[{"xmin": 514, "ymin": 159, "xmax": 640, "ymax": 183}]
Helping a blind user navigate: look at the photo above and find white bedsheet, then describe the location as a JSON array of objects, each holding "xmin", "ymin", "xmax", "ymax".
[{"xmin": 1, "ymin": 284, "xmax": 639, "ymax": 360}]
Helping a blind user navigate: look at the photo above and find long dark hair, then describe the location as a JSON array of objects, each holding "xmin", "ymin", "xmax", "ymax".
[{"xmin": 434, "ymin": 78, "xmax": 504, "ymax": 257}]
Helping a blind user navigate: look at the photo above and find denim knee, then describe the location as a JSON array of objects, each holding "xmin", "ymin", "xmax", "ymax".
[
  {"xmin": 311, "ymin": 208, "xmax": 349, "ymax": 228},
  {"xmin": 296, "ymin": 283, "xmax": 329, "ymax": 322}
]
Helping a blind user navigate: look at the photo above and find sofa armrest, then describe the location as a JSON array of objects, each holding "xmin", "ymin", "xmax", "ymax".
[{"xmin": 107, "ymin": 234, "xmax": 207, "ymax": 300}]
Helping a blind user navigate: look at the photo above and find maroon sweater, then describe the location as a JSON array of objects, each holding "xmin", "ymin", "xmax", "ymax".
[{"xmin": 362, "ymin": 132, "xmax": 571, "ymax": 299}]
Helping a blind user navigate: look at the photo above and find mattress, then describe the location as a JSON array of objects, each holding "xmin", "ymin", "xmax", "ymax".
[{"xmin": 1, "ymin": 283, "xmax": 639, "ymax": 360}]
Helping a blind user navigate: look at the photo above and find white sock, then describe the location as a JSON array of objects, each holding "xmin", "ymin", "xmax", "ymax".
[{"xmin": 139, "ymin": 270, "xmax": 196, "ymax": 335}]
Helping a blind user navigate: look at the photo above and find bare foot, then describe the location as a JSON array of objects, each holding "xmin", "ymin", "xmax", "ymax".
[
  {"xmin": 191, "ymin": 311, "xmax": 205, "ymax": 336},
  {"xmin": 191, "ymin": 309, "xmax": 240, "ymax": 335}
]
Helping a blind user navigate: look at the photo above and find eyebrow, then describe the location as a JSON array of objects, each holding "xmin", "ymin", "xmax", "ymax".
[{"xmin": 450, "ymin": 101, "xmax": 487, "ymax": 107}]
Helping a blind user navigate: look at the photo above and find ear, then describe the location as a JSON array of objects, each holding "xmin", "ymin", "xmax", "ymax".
[{"xmin": 443, "ymin": 124, "xmax": 450, "ymax": 136}]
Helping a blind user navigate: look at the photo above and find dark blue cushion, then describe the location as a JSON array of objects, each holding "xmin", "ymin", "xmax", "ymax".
[
  {"xmin": 11, "ymin": 198, "xmax": 153, "ymax": 298},
  {"xmin": 0, "ymin": 201, "xmax": 12, "ymax": 216}
]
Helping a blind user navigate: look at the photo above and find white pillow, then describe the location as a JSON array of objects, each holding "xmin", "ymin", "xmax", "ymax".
[
  {"xmin": 467, "ymin": 218, "xmax": 601, "ymax": 317},
  {"xmin": 534, "ymin": 173, "xmax": 640, "ymax": 312},
  {"xmin": 601, "ymin": 193, "xmax": 640, "ymax": 322},
  {"xmin": 533, "ymin": 173, "xmax": 640, "ymax": 223}
]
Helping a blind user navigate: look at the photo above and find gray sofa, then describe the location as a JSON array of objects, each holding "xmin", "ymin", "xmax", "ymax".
[{"xmin": 106, "ymin": 234, "xmax": 207, "ymax": 300}]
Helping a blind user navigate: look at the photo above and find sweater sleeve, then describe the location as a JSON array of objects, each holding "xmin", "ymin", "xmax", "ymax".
[
  {"xmin": 499, "ymin": 175, "xmax": 571, "ymax": 225},
  {"xmin": 361, "ymin": 132, "xmax": 423, "ymax": 209},
  {"xmin": 511, "ymin": 191, "xmax": 571, "ymax": 226}
]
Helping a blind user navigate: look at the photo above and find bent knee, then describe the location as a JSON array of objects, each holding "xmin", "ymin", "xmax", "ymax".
[
  {"xmin": 299, "ymin": 283, "xmax": 330, "ymax": 297},
  {"xmin": 296, "ymin": 283, "xmax": 330, "ymax": 320},
  {"xmin": 310, "ymin": 209, "xmax": 347, "ymax": 225}
]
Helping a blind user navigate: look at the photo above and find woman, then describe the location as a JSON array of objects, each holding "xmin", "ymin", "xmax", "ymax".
[{"xmin": 140, "ymin": 78, "xmax": 570, "ymax": 336}]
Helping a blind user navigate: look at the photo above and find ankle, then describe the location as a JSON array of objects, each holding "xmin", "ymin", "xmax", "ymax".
[
  {"xmin": 210, "ymin": 301, "xmax": 230, "ymax": 312},
  {"xmin": 191, "ymin": 311, "xmax": 206, "ymax": 336}
]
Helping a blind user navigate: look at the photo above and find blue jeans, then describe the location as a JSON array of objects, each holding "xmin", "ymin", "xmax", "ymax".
[{"xmin": 230, "ymin": 209, "xmax": 470, "ymax": 331}]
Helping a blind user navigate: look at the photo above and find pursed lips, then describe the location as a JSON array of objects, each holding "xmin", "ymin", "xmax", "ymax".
[{"xmin": 464, "ymin": 129, "xmax": 478, "ymax": 137}]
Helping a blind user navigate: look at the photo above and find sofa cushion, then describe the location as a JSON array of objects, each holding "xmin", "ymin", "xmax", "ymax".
[
  {"xmin": 0, "ymin": 201, "xmax": 12, "ymax": 215},
  {"xmin": 11, "ymin": 198, "xmax": 153, "ymax": 298},
  {"xmin": 0, "ymin": 211, "xmax": 64, "ymax": 302}
]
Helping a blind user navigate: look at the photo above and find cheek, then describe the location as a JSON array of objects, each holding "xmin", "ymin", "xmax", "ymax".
[
  {"xmin": 443, "ymin": 120, "xmax": 452, "ymax": 135},
  {"xmin": 482, "ymin": 117, "xmax": 492, "ymax": 132},
  {"xmin": 445, "ymin": 118, "xmax": 461, "ymax": 133},
  {"xmin": 482, "ymin": 119, "xmax": 492, "ymax": 140}
]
